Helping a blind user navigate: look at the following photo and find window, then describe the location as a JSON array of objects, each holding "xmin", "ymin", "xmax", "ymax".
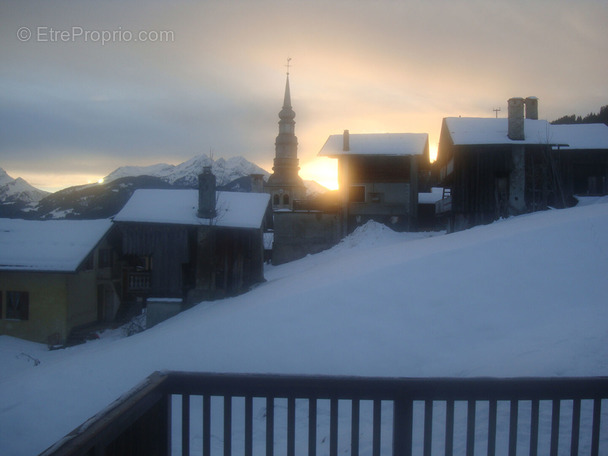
[
  {"xmin": 0, "ymin": 292, "xmax": 3, "ymax": 319},
  {"xmin": 6, "ymin": 291, "xmax": 29, "ymax": 320},
  {"xmin": 349, "ymin": 186, "xmax": 365, "ymax": 203},
  {"xmin": 283, "ymin": 194, "xmax": 290, "ymax": 205},
  {"xmin": 273, "ymin": 194, "xmax": 280, "ymax": 205}
]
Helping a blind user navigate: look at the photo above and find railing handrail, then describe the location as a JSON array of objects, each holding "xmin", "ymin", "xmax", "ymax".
[
  {"xmin": 164, "ymin": 371, "xmax": 608, "ymax": 401},
  {"xmin": 39, "ymin": 371, "xmax": 608, "ymax": 456}
]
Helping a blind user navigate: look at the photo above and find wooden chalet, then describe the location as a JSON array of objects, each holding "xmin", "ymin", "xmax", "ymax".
[
  {"xmin": 0, "ymin": 219, "xmax": 120, "ymax": 345},
  {"xmin": 113, "ymin": 167, "xmax": 272, "ymax": 307},
  {"xmin": 319, "ymin": 130, "xmax": 431, "ymax": 234},
  {"xmin": 435, "ymin": 97, "xmax": 608, "ymax": 232}
]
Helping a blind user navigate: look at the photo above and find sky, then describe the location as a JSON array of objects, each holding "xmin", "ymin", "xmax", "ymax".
[{"xmin": 1, "ymin": 0, "xmax": 607, "ymax": 192}]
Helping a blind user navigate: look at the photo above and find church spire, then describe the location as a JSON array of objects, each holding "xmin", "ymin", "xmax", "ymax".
[{"xmin": 265, "ymin": 58, "xmax": 306, "ymax": 210}]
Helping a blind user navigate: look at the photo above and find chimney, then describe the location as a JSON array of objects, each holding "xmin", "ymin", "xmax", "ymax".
[
  {"xmin": 343, "ymin": 129, "xmax": 350, "ymax": 151},
  {"xmin": 197, "ymin": 166, "xmax": 216, "ymax": 218},
  {"xmin": 250, "ymin": 173, "xmax": 264, "ymax": 193},
  {"xmin": 525, "ymin": 96, "xmax": 539, "ymax": 120},
  {"xmin": 507, "ymin": 97, "xmax": 525, "ymax": 140}
]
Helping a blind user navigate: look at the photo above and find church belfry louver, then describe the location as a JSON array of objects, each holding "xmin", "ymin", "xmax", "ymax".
[{"xmin": 265, "ymin": 59, "xmax": 306, "ymax": 210}]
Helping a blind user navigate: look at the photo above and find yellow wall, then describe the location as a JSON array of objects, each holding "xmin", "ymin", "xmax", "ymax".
[{"xmin": 0, "ymin": 272, "xmax": 69, "ymax": 344}]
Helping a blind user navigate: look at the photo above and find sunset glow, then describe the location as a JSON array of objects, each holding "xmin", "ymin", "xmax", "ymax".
[{"xmin": 1, "ymin": 1, "xmax": 606, "ymax": 192}]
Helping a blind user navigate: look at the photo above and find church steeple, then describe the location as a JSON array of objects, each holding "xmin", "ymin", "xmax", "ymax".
[{"xmin": 265, "ymin": 58, "xmax": 306, "ymax": 210}]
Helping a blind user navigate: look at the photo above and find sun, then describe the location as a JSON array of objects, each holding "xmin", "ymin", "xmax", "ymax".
[{"xmin": 299, "ymin": 157, "xmax": 338, "ymax": 190}]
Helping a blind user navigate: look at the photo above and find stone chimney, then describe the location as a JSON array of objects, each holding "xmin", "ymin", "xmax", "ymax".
[
  {"xmin": 197, "ymin": 166, "xmax": 216, "ymax": 218},
  {"xmin": 343, "ymin": 129, "xmax": 350, "ymax": 151},
  {"xmin": 250, "ymin": 174, "xmax": 264, "ymax": 193},
  {"xmin": 525, "ymin": 96, "xmax": 539, "ymax": 120},
  {"xmin": 507, "ymin": 97, "xmax": 525, "ymax": 140}
]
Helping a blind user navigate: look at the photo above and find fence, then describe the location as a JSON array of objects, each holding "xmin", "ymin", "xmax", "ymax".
[{"xmin": 40, "ymin": 372, "xmax": 608, "ymax": 456}]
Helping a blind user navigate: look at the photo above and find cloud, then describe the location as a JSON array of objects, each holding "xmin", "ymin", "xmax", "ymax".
[{"xmin": 1, "ymin": 0, "xmax": 606, "ymax": 190}]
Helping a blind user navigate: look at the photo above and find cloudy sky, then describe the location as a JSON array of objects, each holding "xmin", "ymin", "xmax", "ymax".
[{"xmin": 1, "ymin": 0, "xmax": 606, "ymax": 191}]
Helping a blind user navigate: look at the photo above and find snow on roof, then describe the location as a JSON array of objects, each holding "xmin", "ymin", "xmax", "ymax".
[
  {"xmin": 549, "ymin": 123, "xmax": 608, "ymax": 150},
  {"xmin": 0, "ymin": 219, "xmax": 113, "ymax": 272},
  {"xmin": 444, "ymin": 117, "xmax": 555, "ymax": 146},
  {"xmin": 113, "ymin": 189, "xmax": 270, "ymax": 229},
  {"xmin": 319, "ymin": 132, "xmax": 428, "ymax": 157},
  {"xmin": 445, "ymin": 117, "xmax": 608, "ymax": 149}
]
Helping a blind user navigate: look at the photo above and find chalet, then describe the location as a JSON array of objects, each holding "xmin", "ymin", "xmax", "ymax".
[
  {"xmin": 113, "ymin": 167, "xmax": 271, "ymax": 309},
  {"xmin": 319, "ymin": 130, "xmax": 430, "ymax": 234},
  {"xmin": 0, "ymin": 219, "xmax": 120, "ymax": 345},
  {"xmin": 435, "ymin": 97, "xmax": 608, "ymax": 232}
]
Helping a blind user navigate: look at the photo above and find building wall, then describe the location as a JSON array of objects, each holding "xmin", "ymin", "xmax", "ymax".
[
  {"xmin": 66, "ymin": 270, "xmax": 98, "ymax": 333},
  {"xmin": 0, "ymin": 272, "xmax": 69, "ymax": 344},
  {"xmin": 272, "ymin": 211, "xmax": 341, "ymax": 265}
]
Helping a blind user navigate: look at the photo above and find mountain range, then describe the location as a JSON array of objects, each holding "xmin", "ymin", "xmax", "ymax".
[{"xmin": 0, "ymin": 155, "xmax": 327, "ymax": 219}]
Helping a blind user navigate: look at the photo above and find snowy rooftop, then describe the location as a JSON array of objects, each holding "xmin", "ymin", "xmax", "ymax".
[
  {"xmin": 319, "ymin": 132, "xmax": 429, "ymax": 157},
  {"xmin": 113, "ymin": 189, "xmax": 270, "ymax": 229},
  {"xmin": 549, "ymin": 123, "xmax": 608, "ymax": 150},
  {"xmin": 444, "ymin": 117, "xmax": 608, "ymax": 149},
  {"xmin": 0, "ymin": 219, "xmax": 113, "ymax": 272}
]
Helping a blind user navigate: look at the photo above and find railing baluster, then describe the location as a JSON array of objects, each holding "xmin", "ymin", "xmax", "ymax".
[
  {"xmin": 224, "ymin": 396, "xmax": 232, "ymax": 456},
  {"xmin": 445, "ymin": 400, "xmax": 454, "ymax": 456},
  {"xmin": 373, "ymin": 399, "xmax": 382, "ymax": 456},
  {"xmin": 466, "ymin": 400, "xmax": 476, "ymax": 456},
  {"xmin": 508, "ymin": 400, "xmax": 518, "ymax": 456},
  {"xmin": 203, "ymin": 395, "xmax": 211, "ymax": 456},
  {"xmin": 330, "ymin": 397, "xmax": 338, "ymax": 456},
  {"xmin": 182, "ymin": 394, "xmax": 190, "ymax": 456},
  {"xmin": 245, "ymin": 396, "xmax": 253, "ymax": 456},
  {"xmin": 393, "ymin": 397, "xmax": 412, "ymax": 456},
  {"xmin": 591, "ymin": 398, "xmax": 601, "ymax": 456},
  {"xmin": 487, "ymin": 400, "xmax": 497, "ymax": 456},
  {"xmin": 351, "ymin": 399, "xmax": 360, "ymax": 456},
  {"xmin": 266, "ymin": 397, "xmax": 274, "ymax": 456},
  {"xmin": 570, "ymin": 399, "xmax": 580, "ymax": 456},
  {"xmin": 423, "ymin": 400, "xmax": 433, "ymax": 456},
  {"xmin": 308, "ymin": 398, "xmax": 317, "ymax": 456},
  {"xmin": 287, "ymin": 397, "xmax": 296, "ymax": 456},
  {"xmin": 529, "ymin": 399, "xmax": 539, "ymax": 456},
  {"xmin": 550, "ymin": 399, "xmax": 561, "ymax": 456}
]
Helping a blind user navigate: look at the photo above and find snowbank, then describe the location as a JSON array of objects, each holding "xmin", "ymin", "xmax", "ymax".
[{"xmin": 1, "ymin": 203, "xmax": 607, "ymax": 455}]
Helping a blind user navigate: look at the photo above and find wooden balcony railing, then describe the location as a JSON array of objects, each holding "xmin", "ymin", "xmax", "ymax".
[{"xmin": 39, "ymin": 372, "xmax": 608, "ymax": 456}]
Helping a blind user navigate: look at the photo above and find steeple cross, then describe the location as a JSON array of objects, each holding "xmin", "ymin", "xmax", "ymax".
[{"xmin": 285, "ymin": 57, "xmax": 292, "ymax": 76}]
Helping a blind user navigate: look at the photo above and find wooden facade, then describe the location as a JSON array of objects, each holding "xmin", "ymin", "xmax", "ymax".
[
  {"xmin": 435, "ymin": 117, "xmax": 608, "ymax": 232},
  {"xmin": 117, "ymin": 222, "xmax": 266, "ymax": 305}
]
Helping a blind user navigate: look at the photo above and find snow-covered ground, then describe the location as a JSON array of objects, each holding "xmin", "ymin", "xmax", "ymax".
[{"xmin": 1, "ymin": 201, "xmax": 608, "ymax": 455}]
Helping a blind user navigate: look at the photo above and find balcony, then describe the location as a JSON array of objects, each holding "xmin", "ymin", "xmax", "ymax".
[{"xmin": 40, "ymin": 372, "xmax": 607, "ymax": 456}]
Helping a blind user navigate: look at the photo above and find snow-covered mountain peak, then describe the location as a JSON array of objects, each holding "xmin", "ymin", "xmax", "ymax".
[
  {"xmin": 103, "ymin": 154, "xmax": 269, "ymax": 187},
  {"xmin": 0, "ymin": 168, "xmax": 49, "ymax": 204}
]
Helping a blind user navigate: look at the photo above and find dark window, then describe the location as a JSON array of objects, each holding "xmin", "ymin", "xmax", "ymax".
[
  {"xmin": 6, "ymin": 291, "xmax": 29, "ymax": 320},
  {"xmin": 273, "ymin": 194, "xmax": 280, "ymax": 205},
  {"xmin": 349, "ymin": 186, "xmax": 365, "ymax": 203},
  {"xmin": 0, "ymin": 292, "xmax": 3, "ymax": 319},
  {"xmin": 98, "ymin": 249, "xmax": 112, "ymax": 268},
  {"xmin": 283, "ymin": 194, "xmax": 290, "ymax": 205}
]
